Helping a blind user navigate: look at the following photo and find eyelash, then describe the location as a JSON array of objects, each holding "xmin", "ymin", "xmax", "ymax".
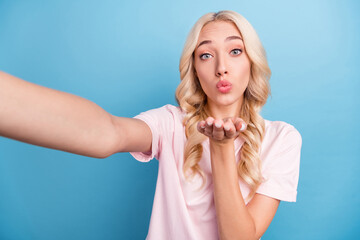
[{"xmin": 199, "ymin": 48, "xmax": 243, "ymax": 60}]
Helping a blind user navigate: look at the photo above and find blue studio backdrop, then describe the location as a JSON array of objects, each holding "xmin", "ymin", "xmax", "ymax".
[{"xmin": 0, "ymin": 0, "xmax": 359, "ymax": 239}]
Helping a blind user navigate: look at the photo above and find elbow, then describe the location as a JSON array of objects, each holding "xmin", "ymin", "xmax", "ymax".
[
  {"xmin": 93, "ymin": 116, "xmax": 124, "ymax": 159},
  {"xmin": 254, "ymin": 228, "xmax": 263, "ymax": 240},
  {"xmin": 93, "ymin": 152, "xmax": 112, "ymax": 159},
  {"xmin": 239, "ymin": 225, "xmax": 258, "ymax": 240},
  {"xmin": 246, "ymin": 232, "xmax": 258, "ymax": 240},
  {"xmin": 220, "ymin": 227, "xmax": 257, "ymax": 240},
  {"xmin": 77, "ymin": 148, "xmax": 113, "ymax": 159},
  {"xmin": 94, "ymin": 139, "xmax": 120, "ymax": 159},
  {"xmin": 100, "ymin": 129, "xmax": 126, "ymax": 159},
  {"xmin": 89, "ymin": 114, "xmax": 129, "ymax": 159},
  {"xmin": 221, "ymin": 234, "xmax": 257, "ymax": 240},
  {"xmin": 86, "ymin": 133, "xmax": 121, "ymax": 159},
  {"xmin": 90, "ymin": 147, "xmax": 117, "ymax": 159}
]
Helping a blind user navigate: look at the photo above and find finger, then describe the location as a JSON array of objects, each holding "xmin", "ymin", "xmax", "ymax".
[
  {"xmin": 212, "ymin": 119, "xmax": 225, "ymax": 140},
  {"xmin": 204, "ymin": 117, "xmax": 214, "ymax": 136},
  {"xmin": 224, "ymin": 118, "xmax": 237, "ymax": 138},
  {"xmin": 206, "ymin": 117, "xmax": 214, "ymax": 124},
  {"xmin": 197, "ymin": 121, "xmax": 206, "ymax": 133},
  {"xmin": 234, "ymin": 118, "xmax": 247, "ymax": 132}
]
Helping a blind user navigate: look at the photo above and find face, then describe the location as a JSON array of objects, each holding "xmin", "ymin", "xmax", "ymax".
[{"xmin": 194, "ymin": 21, "xmax": 251, "ymax": 115}]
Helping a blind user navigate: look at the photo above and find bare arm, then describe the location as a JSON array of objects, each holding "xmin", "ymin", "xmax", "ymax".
[
  {"xmin": 0, "ymin": 71, "xmax": 152, "ymax": 158},
  {"xmin": 210, "ymin": 142, "xmax": 279, "ymax": 239},
  {"xmin": 198, "ymin": 118, "xmax": 279, "ymax": 239}
]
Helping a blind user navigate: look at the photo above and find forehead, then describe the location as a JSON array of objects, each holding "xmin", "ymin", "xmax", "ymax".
[{"xmin": 198, "ymin": 21, "xmax": 242, "ymax": 41}]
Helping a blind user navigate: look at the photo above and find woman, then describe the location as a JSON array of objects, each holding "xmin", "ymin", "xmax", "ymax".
[{"xmin": 0, "ymin": 10, "xmax": 302, "ymax": 240}]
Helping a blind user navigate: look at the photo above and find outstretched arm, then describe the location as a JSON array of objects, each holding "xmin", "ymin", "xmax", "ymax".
[{"xmin": 0, "ymin": 71, "xmax": 152, "ymax": 158}]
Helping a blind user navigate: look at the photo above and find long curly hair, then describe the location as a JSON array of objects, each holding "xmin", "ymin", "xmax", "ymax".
[{"xmin": 175, "ymin": 10, "xmax": 271, "ymax": 200}]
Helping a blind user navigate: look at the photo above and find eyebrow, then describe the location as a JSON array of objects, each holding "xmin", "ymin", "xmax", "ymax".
[{"xmin": 196, "ymin": 35, "xmax": 243, "ymax": 49}]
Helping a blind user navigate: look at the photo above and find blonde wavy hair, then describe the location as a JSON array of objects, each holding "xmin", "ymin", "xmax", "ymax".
[{"xmin": 175, "ymin": 10, "xmax": 271, "ymax": 200}]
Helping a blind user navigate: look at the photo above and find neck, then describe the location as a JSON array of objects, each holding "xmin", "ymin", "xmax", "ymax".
[{"xmin": 205, "ymin": 98, "xmax": 244, "ymax": 120}]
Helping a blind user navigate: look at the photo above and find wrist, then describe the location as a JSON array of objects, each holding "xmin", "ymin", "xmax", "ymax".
[
  {"xmin": 209, "ymin": 138, "xmax": 234, "ymax": 150},
  {"xmin": 209, "ymin": 138, "xmax": 236, "ymax": 166}
]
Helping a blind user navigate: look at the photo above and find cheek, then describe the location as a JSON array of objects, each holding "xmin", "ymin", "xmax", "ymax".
[
  {"xmin": 195, "ymin": 61, "xmax": 211, "ymax": 78},
  {"xmin": 197, "ymin": 78, "xmax": 211, "ymax": 95},
  {"xmin": 194, "ymin": 65, "xmax": 213, "ymax": 90},
  {"xmin": 196, "ymin": 70, "xmax": 210, "ymax": 84},
  {"xmin": 242, "ymin": 66, "xmax": 251, "ymax": 84},
  {"xmin": 236, "ymin": 60, "xmax": 251, "ymax": 83}
]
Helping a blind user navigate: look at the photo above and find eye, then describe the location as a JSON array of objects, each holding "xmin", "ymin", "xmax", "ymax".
[
  {"xmin": 230, "ymin": 49, "xmax": 243, "ymax": 55},
  {"xmin": 200, "ymin": 53, "xmax": 212, "ymax": 60}
]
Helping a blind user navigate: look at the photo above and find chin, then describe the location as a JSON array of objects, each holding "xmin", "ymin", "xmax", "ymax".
[{"xmin": 216, "ymin": 95, "xmax": 240, "ymax": 104}]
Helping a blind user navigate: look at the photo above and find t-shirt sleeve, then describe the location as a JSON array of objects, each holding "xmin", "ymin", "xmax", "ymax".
[
  {"xmin": 256, "ymin": 124, "xmax": 302, "ymax": 202},
  {"xmin": 129, "ymin": 105, "xmax": 175, "ymax": 162}
]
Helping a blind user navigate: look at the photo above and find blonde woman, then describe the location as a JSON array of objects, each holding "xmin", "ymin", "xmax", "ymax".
[{"xmin": 0, "ymin": 10, "xmax": 302, "ymax": 240}]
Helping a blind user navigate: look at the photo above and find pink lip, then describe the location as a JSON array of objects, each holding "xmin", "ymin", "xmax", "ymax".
[{"xmin": 216, "ymin": 80, "xmax": 232, "ymax": 93}]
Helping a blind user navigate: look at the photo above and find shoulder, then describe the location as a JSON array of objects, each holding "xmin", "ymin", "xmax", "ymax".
[
  {"xmin": 137, "ymin": 104, "xmax": 184, "ymax": 121},
  {"xmin": 264, "ymin": 119, "xmax": 302, "ymax": 145},
  {"xmin": 258, "ymin": 119, "xmax": 303, "ymax": 201},
  {"xmin": 133, "ymin": 104, "xmax": 185, "ymax": 132},
  {"xmin": 140, "ymin": 104, "xmax": 183, "ymax": 115},
  {"xmin": 162, "ymin": 104, "xmax": 185, "ymax": 117},
  {"xmin": 136, "ymin": 104, "xmax": 183, "ymax": 118},
  {"xmin": 262, "ymin": 119, "xmax": 302, "ymax": 158}
]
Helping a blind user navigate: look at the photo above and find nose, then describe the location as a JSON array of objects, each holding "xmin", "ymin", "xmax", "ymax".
[
  {"xmin": 216, "ymin": 69, "xmax": 228, "ymax": 77},
  {"xmin": 215, "ymin": 54, "xmax": 228, "ymax": 77}
]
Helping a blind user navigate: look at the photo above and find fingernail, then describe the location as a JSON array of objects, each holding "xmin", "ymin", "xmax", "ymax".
[
  {"xmin": 215, "ymin": 122, "xmax": 222, "ymax": 128},
  {"xmin": 200, "ymin": 125, "xmax": 205, "ymax": 129},
  {"xmin": 240, "ymin": 123, "xmax": 247, "ymax": 131},
  {"xmin": 224, "ymin": 126, "xmax": 230, "ymax": 131},
  {"xmin": 207, "ymin": 121, "xmax": 213, "ymax": 126}
]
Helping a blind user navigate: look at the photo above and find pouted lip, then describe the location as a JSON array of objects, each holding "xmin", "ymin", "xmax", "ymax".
[
  {"xmin": 216, "ymin": 80, "xmax": 232, "ymax": 93},
  {"xmin": 216, "ymin": 80, "xmax": 232, "ymax": 88}
]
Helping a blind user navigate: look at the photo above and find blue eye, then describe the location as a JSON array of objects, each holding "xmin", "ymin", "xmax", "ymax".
[
  {"xmin": 231, "ymin": 49, "xmax": 243, "ymax": 55},
  {"xmin": 200, "ymin": 53, "xmax": 212, "ymax": 60}
]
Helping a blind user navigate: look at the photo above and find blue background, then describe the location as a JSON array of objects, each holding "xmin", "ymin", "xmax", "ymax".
[{"xmin": 0, "ymin": 0, "xmax": 359, "ymax": 239}]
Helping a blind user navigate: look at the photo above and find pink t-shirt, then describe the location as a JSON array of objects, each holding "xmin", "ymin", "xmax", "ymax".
[{"xmin": 130, "ymin": 104, "xmax": 302, "ymax": 240}]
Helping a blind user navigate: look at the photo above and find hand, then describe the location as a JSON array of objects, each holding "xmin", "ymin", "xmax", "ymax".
[{"xmin": 197, "ymin": 117, "xmax": 247, "ymax": 143}]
